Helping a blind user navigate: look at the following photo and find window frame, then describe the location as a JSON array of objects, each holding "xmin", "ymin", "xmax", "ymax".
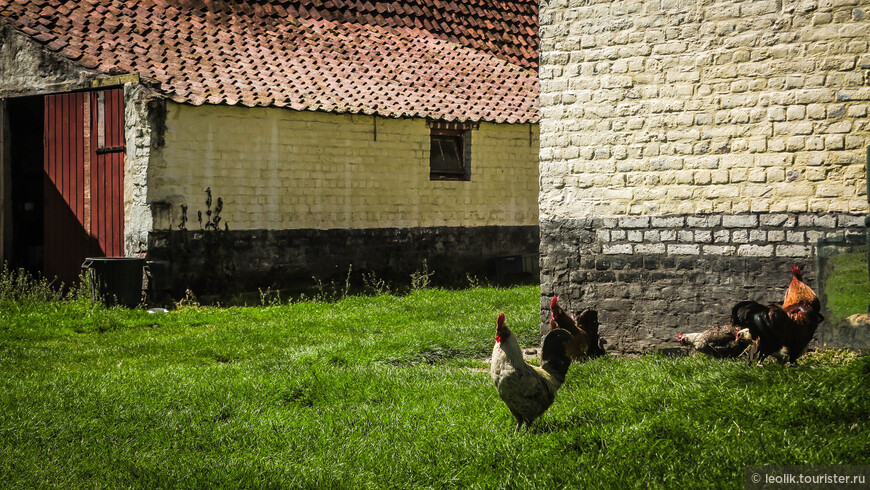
[{"xmin": 428, "ymin": 120, "xmax": 477, "ymax": 181}]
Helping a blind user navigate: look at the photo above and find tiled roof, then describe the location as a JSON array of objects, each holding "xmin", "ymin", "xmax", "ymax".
[
  {"xmin": 275, "ymin": 0, "xmax": 538, "ymax": 72},
  {"xmin": 1, "ymin": 0, "xmax": 539, "ymax": 124}
]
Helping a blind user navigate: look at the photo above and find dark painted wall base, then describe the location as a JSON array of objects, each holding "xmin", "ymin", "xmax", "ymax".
[
  {"xmin": 146, "ymin": 225, "xmax": 539, "ymax": 301},
  {"xmin": 540, "ymin": 213, "xmax": 866, "ymax": 354}
]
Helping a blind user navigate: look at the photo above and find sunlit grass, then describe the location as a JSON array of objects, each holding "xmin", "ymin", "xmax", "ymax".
[
  {"xmin": 0, "ymin": 279, "xmax": 867, "ymax": 488},
  {"xmin": 824, "ymin": 252, "xmax": 869, "ymax": 320}
]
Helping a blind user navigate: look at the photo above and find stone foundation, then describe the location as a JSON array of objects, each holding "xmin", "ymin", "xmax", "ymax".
[
  {"xmin": 147, "ymin": 225, "xmax": 539, "ymax": 301},
  {"xmin": 540, "ymin": 212, "xmax": 865, "ymax": 353}
]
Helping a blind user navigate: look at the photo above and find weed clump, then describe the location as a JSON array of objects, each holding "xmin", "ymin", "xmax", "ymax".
[
  {"xmin": 0, "ymin": 263, "xmax": 101, "ymax": 306},
  {"xmin": 0, "ymin": 263, "xmax": 124, "ymax": 335},
  {"xmin": 0, "ymin": 264, "xmax": 64, "ymax": 304},
  {"xmin": 410, "ymin": 259, "xmax": 434, "ymax": 291}
]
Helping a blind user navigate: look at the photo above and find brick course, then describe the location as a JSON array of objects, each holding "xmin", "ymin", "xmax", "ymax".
[
  {"xmin": 149, "ymin": 225, "xmax": 539, "ymax": 300},
  {"xmin": 540, "ymin": 214, "xmax": 865, "ymax": 353},
  {"xmin": 151, "ymin": 102, "xmax": 540, "ymax": 231},
  {"xmin": 539, "ymin": 0, "xmax": 870, "ymax": 352},
  {"xmin": 540, "ymin": 0, "xmax": 870, "ymax": 220}
]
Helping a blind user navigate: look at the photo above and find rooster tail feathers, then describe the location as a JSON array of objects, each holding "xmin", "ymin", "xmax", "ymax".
[
  {"xmin": 731, "ymin": 300, "xmax": 767, "ymax": 326},
  {"xmin": 574, "ymin": 308, "xmax": 599, "ymax": 334},
  {"xmin": 732, "ymin": 301, "xmax": 782, "ymax": 344},
  {"xmin": 540, "ymin": 329, "xmax": 573, "ymax": 382}
]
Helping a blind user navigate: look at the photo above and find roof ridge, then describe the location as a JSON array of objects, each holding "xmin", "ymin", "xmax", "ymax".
[
  {"xmin": 189, "ymin": 0, "xmax": 539, "ymax": 70},
  {"xmin": 0, "ymin": 0, "xmax": 539, "ymax": 123}
]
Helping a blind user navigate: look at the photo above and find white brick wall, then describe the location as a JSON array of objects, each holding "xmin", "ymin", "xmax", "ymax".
[
  {"xmin": 539, "ymin": 0, "xmax": 870, "ymax": 220},
  {"xmin": 149, "ymin": 103, "xmax": 539, "ymax": 230}
]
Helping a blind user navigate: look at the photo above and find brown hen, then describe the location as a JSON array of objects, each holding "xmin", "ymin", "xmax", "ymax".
[{"xmin": 548, "ymin": 296, "xmax": 589, "ymax": 360}]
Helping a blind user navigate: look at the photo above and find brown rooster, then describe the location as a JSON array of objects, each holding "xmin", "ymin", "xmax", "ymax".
[
  {"xmin": 548, "ymin": 296, "xmax": 589, "ymax": 360},
  {"xmin": 677, "ymin": 325, "xmax": 752, "ymax": 358},
  {"xmin": 491, "ymin": 312, "xmax": 574, "ymax": 431},
  {"xmin": 731, "ymin": 264, "xmax": 824, "ymax": 364},
  {"xmin": 783, "ymin": 264, "xmax": 821, "ymax": 311},
  {"xmin": 575, "ymin": 308, "xmax": 606, "ymax": 358}
]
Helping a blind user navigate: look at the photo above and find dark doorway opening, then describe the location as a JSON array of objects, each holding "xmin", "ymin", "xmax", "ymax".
[{"xmin": 7, "ymin": 96, "xmax": 45, "ymax": 275}]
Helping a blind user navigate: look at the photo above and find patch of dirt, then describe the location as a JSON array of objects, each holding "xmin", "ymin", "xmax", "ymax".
[{"xmin": 481, "ymin": 347, "xmax": 539, "ymax": 366}]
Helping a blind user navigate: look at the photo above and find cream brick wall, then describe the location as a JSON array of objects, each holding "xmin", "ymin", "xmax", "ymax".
[
  {"xmin": 149, "ymin": 103, "xmax": 539, "ymax": 230},
  {"xmin": 539, "ymin": 0, "xmax": 870, "ymax": 220}
]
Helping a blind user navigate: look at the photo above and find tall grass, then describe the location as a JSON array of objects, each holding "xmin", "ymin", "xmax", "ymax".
[
  {"xmin": 0, "ymin": 264, "xmax": 66, "ymax": 304},
  {"xmin": 0, "ymin": 265, "xmax": 124, "ymax": 338},
  {"xmin": 0, "ymin": 268, "xmax": 867, "ymax": 488}
]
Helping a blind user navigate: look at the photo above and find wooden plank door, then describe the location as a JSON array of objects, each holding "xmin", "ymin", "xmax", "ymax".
[
  {"xmin": 43, "ymin": 89, "xmax": 125, "ymax": 284},
  {"xmin": 91, "ymin": 89, "xmax": 125, "ymax": 258}
]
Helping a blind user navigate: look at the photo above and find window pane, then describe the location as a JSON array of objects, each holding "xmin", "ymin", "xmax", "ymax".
[{"xmin": 430, "ymin": 135, "xmax": 463, "ymax": 172}]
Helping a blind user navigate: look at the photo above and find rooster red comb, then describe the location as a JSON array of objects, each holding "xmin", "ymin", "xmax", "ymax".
[
  {"xmin": 791, "ymin": 264, "xmax": 803, "ymax": 280},
  {"xmin": 677, "ymin": 332, "xmax": 683, "ymax": 342},
  {"xmin": 550, "ymin": 296, "xmax": 560, "ymax": 320},
  {"xmin": 495, "ymin": 313, "xmax": 506, "ymax": 342}
]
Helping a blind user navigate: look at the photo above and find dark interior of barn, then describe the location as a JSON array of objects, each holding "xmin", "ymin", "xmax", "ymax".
[{"xmin": 6, "ymin": 96, "xmax": 44, "ymax": 275}]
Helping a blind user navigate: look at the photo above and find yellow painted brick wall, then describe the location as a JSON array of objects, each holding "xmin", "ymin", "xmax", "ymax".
[
  {"xmin": 149, "ymin": 103, "xmax": 539, "ymax": 230},
  {"xmin": 539, "ymin": 0, "xmax": 870, "ymax": 220}
]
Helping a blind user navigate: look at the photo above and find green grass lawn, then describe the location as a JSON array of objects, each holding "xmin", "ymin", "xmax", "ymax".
[
  {"xmin": 1, "ymin": 281, "xmax": 868, "ymax": 488},
  {"xmin": 823, "ymin": 251, "xmax": 869, "ymax": 320}
]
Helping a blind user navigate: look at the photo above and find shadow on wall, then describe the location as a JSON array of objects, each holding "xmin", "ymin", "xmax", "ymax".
[
  {"xmin": 145, "ymin": 243, "xmax": 540, "ymax": 306},
  {"xmin": 144, "ymin": 212, "xmax": 540, "ymax": 305}
]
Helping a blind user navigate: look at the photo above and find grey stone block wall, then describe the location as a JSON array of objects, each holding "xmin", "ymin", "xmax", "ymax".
[
  {"xmin": 147, "ymin": 225, "xmax": 539, "ymax": 301},
  {"xmin": 537, "ymin": 0, "xmax": 870, "ymax": 353},
  {"xmin": 540, "ymin": 212, "xmax": 865, "ymax": 353}
]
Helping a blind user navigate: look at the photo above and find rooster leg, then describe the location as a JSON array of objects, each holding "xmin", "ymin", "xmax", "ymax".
[
  {"xmin": 747, "ymin": 340, "xmax": 759, "ymax": 366},
  {"xmin": 754, "ymin": 342, "xmax": 770, "ymax": 365},
  {"xmin": 508, "ymin": 408, "xmax": 526, "ymax": 433}
]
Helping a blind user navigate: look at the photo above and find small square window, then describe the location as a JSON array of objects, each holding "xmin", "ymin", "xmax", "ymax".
[{"xmin": 429, "ymin": 126, "xmax": 471, "ymax": 181}]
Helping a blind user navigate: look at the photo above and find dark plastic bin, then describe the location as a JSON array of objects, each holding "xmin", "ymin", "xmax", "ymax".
[
  {"xmin": 494, "ymin": 253, "xmax": 539, "ymax": 278},
  {"xmin": 81, "ymin": 257, "xmax": 145, "ymax": 307}
]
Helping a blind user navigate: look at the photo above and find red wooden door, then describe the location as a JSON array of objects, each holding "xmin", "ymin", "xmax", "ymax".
[{"xmin": 43, "ymin": 89, "xmax": 125, "ymax": 284}]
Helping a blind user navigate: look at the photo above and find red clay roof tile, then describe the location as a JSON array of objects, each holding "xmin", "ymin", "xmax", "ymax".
[{"xmin": 1, "ymin": 0, "xmax": 538, "ymax": 123}]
